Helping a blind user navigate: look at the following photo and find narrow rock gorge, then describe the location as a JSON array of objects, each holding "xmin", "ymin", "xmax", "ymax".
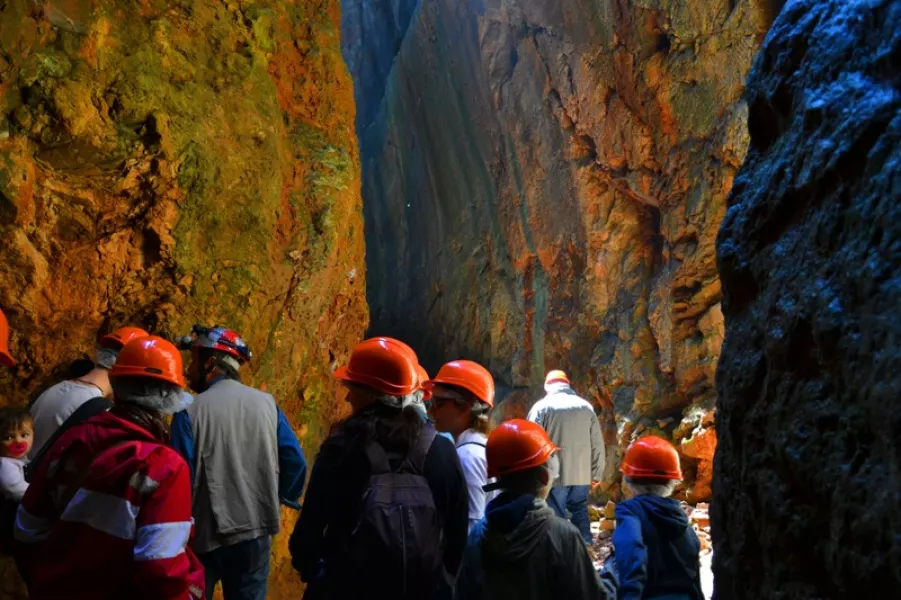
[
  {"xmin": 0, "ymin": 1, "xmax": 366, "ymax": 597},
  {"xmin": 343, "ymin": 0, "xmax": 779, "ymax": 498},
  {"xmin": 714, "ymin": 0, "xmax": 901, "ymax": 597}
]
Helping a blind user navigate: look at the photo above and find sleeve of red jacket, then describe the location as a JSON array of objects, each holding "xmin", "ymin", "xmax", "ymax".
[{"xmin": 132, "ymin": 449, "xmax": 205, "ymax": 600}]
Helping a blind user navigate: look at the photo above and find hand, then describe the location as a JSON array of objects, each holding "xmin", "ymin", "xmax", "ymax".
[{"xmin": 590, "ymin": 481, "xmax": 603, "ymax": 491}]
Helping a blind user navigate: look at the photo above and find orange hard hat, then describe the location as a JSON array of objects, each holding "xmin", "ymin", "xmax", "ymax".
[
  {"xmin": 109, "ymin": 336, "xmax": 186, "ymax": 388},
  {"xmin": 334, "ymin": 337, "xmax": 419, "ymax": 396},
  {"xmin": 0, "ymin": 308, "xmax": 14, "ymax": 367},
  {"xmin": 423, "ymin": 360, "xmax": 495, "ymax": 407},
  {"xmin": 621, "ymin": 435, "xmax": 682, "ymax": 481},
  {"xmin": 544, "ymin": 370, "xmax": 569, "ymax": 386},
  {"xmin": 99, "ymin": 326, "xmax": 150, "ymax": 350},
  {"xmin": 486, "ymin": 419, "xmax": 559, "ymax": 478},
  {"xmin": 415, "ymin": 364, "xmax": 431, "ymax": 400}
]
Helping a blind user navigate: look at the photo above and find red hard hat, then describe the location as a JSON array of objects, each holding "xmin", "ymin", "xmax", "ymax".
[
  {"xmin": 486, "ymin": 419, "xmax": 559, "ymax": 479},
  {"xmin": 621, "ymin": 435, "xmax": 682, "ymax": 481},
  {"xmin": 545, "ymin": 370, "xmax": 569, "ymax": 386},
  {"xmin": 0, "ymin": 308, "xmax": 14, "ymax": 367},
  {"xmin": 99, "ymin": 326, "xmax": 150, "ymax": 350},
  {"xmin": 110, "ymin": 336, "xmax": 186, "ymax": 388},
  {"xmin": 423, "ymin": 360, "xmax": 495, "ymax": 407},
  {"xmin": 415, "ymin": 364, "xmax": 431, "ymax": 400},
  {"xmin": 334, "ymin": 337, "xmax": 419, "ymax": 396}
]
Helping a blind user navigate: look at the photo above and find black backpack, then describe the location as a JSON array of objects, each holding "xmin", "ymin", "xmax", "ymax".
[
  {"xmin": 343, "ymin": 427, "xmax": 443, "ymax": 598},
  {"xmin": 0, "ymin": 396, "xmax": 111, "ymax": 555}
]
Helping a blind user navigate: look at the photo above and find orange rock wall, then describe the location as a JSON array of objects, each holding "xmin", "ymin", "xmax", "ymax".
[
  {"xmin": 347, "ymin": 0, "xmax": 778, "ymax": 500},
  {"xmin": 0, "ymin": 1, "xmax": 367, "ymax": 597}
]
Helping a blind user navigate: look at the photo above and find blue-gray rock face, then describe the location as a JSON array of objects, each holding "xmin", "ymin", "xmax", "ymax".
[{"xmin": 714, "ymin": 0, "xmax": 901, "ymax": 595}]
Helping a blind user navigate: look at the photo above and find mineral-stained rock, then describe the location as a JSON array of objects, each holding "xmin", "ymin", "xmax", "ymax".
[
  {"xmin": 713, "ymin": 1, "xmax": 901, "ymax": 597},
  {"xmin": 343, "ymin": 0, "xmax": 776, "ymax": 494},
  {"xmin": 0, "ymin": 1, "xmax": 367, "ymax": 597}
]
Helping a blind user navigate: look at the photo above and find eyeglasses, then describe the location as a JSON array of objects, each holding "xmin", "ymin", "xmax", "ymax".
[{"xmin": 426, "ymin": 393, "xmax": 468, "ymax": 411}]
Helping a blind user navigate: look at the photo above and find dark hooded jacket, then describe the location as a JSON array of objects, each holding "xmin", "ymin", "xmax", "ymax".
[
  {"xmin": 612, "ymin": 494, "xmax": 703, "ymax": 600},
  {"xmin": 456, "ymin": 493, "xmax": 611, "ymax": 600}
]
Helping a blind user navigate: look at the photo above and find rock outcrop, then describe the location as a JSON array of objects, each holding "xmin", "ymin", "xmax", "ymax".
[
  {"xmin": 0, "ymin": 1, "xmax": 367, "ymax": 597},
  {"xmin": 713, "ymin": 0, "xmax": 901, "ymax": 597},
  {"xmin": 344, "ymin": 0, "xmax": 776, "ymax": 496}
]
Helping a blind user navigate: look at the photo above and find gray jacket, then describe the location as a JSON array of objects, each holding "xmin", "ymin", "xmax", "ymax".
[
  {"xmin": 527, "ymin": 385, "xmax": 605, "ymax": 486},
  {"xmin": 185, "ymin": 379, "xmax": 280, "ymax": 553},
  {"xmin": 457, "ymin": 497, "xmax": 610, "ymax": 600}
]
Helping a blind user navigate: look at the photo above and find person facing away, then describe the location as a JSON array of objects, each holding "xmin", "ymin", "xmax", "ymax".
[
  {"xmin": 456, "ymin": 419, "xmax": 612, "ymax": 600},
  {"xmin": 29, "ymin": 325, "xmax": 149, "ymax": 456},
  {"xmin": 425, "ymin": 359, "xmax": 499, "ymax": 532},
  {"xmin": 290, "ymin": 337, "xmax": 469, "ymax": 600},
  {"xmin": 527, "ymin": 369, "xmax": 606, "ymax": 544},
  {"xmin": 14, "ymin": 336, "xmax": 205, "ymax": 600},
  {"xmin": 0, "ymin": 408, "xmax": 33, "ymax": 502},
  {"xmin": 170, "ymin": 324, "xmax": 307, "ymax": 600},
  {"xmin": 611, "ymin": 436, "xmax": 703, "ymax": 600}
]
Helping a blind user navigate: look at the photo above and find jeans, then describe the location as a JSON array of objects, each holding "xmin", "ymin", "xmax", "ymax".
[
  {"xmin": 547, "ymin": 484, "xmax": 593, "ymax": 544},
  {"xmin": 199, "ymin": 535, "xmax": 272, "ymax": 600}
]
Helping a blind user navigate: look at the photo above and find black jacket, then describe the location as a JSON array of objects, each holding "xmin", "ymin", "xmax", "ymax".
[{"xmin": 289, "ymin": 418, "xmax": 468, "ymax": 598}]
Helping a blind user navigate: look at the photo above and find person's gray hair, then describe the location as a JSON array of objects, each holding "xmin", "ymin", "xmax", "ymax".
[
  {"xmin": 624, "ymin": 475, "xmax": 678, "ymax": 498},
  {"xmin": 402, "ymin": 390, "xmax": 429, "ymax": 420},
  {"xmin": 111, "ymin": 376, "xmax": 184, "ymax": 415},
  {"xmin": 95, "ymin": 347, "xmax": 120, "ymax": 370}
]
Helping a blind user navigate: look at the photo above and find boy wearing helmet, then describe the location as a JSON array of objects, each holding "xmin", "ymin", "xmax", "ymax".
[
  {"xmin": 456, "ymin": 419, "xmax": 612, "ymax": 600},
  {"xmin": 612, "ymin": 435, "xmax": 703, "ymax": 600}
]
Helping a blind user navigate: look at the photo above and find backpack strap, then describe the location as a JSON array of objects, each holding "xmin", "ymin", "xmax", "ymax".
[
  {"xmin": 456, "ymin": 441, "xmax": 486, "ymax": 449},
  {"xmin": 363, "ymin": 441, "xmax": 393, "ymax": 475},
  {"xmin": 25, "ymin": 397, "xmax": 113, "ymax": 482}
]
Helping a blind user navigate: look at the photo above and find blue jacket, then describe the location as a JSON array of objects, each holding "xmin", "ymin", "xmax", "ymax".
[
  {"xmin": 170, "ymin": 388, "xmax": 307, "ymax": 508},
  {"xmin": 612, "ymin": 495, "xmax": 703, "ymax": 600}
]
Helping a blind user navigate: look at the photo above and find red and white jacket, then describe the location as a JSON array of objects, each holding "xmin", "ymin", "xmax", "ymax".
[{"xmin": 14, "ymin": 411, "xmax": 205, "ymax": 600}]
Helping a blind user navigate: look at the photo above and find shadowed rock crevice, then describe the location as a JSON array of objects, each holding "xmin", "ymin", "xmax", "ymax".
[{"xmin": 344, "ymin": 0, "xmax": 773, "ymax": 499}]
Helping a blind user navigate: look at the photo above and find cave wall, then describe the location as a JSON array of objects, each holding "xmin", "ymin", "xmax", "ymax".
[
  {"xmin": 345, "ymin": 0, "xmax": 774, "ymax": 497},
  {"xmin": 0, "ymin": 0, "xmax": 367, "ymax": 597},
  {"xmin": 713, "ymin": 0, "xmax": 901, "ymax": 597}
]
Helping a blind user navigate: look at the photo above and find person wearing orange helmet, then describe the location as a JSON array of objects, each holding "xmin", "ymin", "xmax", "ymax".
[
  {"xmin": 290, "ymin": 337, "xmax": 468, "ymax": 600},
  {"xmin": 170, "ymin": 324, "xmax": 306, "ymax": 600},
  {"xmin": 527, "ymin": 369, "xmax": 606, "ymax": 545},
  {"xmin": 15, "ymin": 336, "xmax": 205, "ymax": 600},
  {"xmin": 29, "ymin": 325, "xmax": 149, "ymax": 457},
  {"xmin": 456, "ymin": 419, "xmax": 612, "ymax": 600},
  {"xmin": 609, "ymin": 435, "xmax": 702, "ymax": 600},
  {"xmin": 424, "ymin": 360, "xmax": 497, "ymax": 532}
]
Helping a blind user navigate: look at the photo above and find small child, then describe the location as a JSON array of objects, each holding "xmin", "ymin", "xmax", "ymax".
[
  {"xmin": 456, "ymin": 419, "xmax": 612, "ymax": 600},
  {"xmin": 612, "ymin": 435, "xmax": 703, "ymax": 600},
  {"xmin": 0, "ymin": 408, "xmax": 34, "ymax": 501}
]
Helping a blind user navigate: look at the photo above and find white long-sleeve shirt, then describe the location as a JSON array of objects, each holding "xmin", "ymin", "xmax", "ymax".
[
  {"xmin": 456, "ymin": 428, "xmax": 498, "ymax": 532},
  {"xmin": 0, "ymin": 455, "xmax": 29, "ymax": 501}
]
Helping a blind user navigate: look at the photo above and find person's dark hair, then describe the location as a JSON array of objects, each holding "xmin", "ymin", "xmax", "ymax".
[
  {"xmin": 495, "ymin": 463, "xmax": 549, "ymax": 496},
  {"xmin": 69, "ymin": 358, "xmax": 95, "ymax": 379},
  {"xmin": 0, "ymin": 407, "xmax": 32, "ymax": 435},
  {"xmin": 196, "ymin": 347, "xmax": 241, "ymax": 381},
  {"xmin": 110, "ymin": 403, "xmax": 169, "ymax": 443},
  {"xmin": 331, "ymin": 396, "xmax": 425, "ymax": 460}
]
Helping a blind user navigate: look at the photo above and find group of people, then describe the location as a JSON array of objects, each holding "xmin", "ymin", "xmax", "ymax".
[{"xmin": 0, "ymin": 307, "xmax": 704, "ymax": 599}]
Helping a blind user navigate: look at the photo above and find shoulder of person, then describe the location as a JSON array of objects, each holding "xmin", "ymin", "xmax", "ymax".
[{"xmin": 614, "ymin": 497, "xmax": 644, "ymax": 520}]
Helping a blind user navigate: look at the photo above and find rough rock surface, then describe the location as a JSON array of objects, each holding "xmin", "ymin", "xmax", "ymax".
[
  {"xmin": 344, "ymin": 0, "xmax": 777, "ymax": 496},
  {"xmin": 0, "ymin": 1, "xmax": 367, "ymax": 597},
  {"xmin": 713, "ymin": 0, "xmax": 901, "ymax": 597}
]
